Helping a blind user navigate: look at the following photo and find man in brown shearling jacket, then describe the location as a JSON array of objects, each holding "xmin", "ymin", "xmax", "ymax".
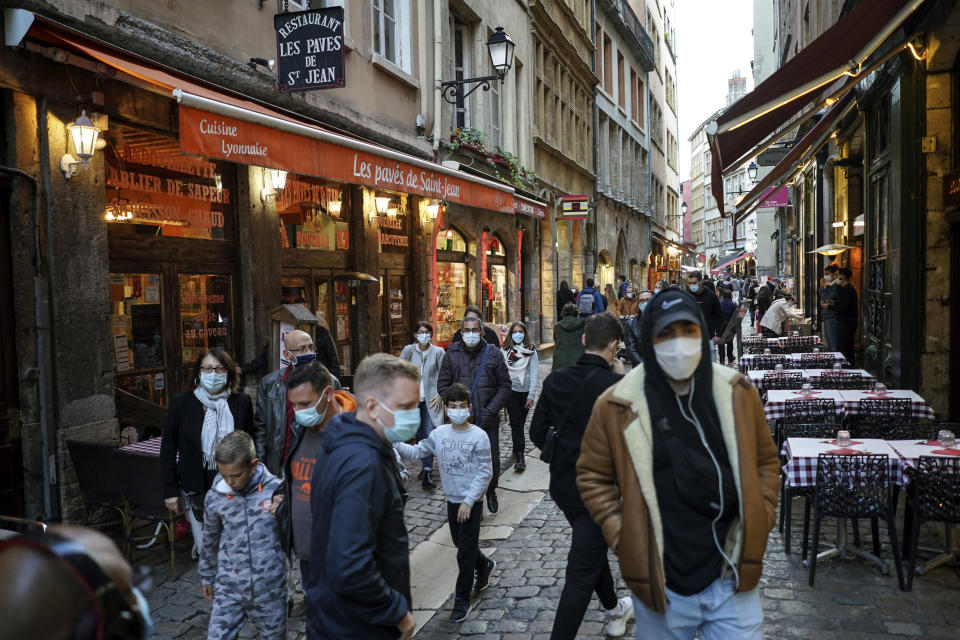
[{"xmin": 577, "ymin": 289, "xmax": 779, "ymax": 638}]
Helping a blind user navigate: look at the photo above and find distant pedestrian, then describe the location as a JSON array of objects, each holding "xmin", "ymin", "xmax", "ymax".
[
  {"xmin": 557, "ymin": 281, "xmax": 577, "ymax": 320},
  {"xmin": 622, "ymin": 290, "xmax": 653, "ymax": 366},
  {"xmin": 394, "ymin": 383, "xmax": 495, "ymax": 623},
  {"xmin": 604, "ymin": 283, "xmax": 618, "ymax": 311},
  {"xmin": 832, "ymin": 267, "xmax": 858, "ymax": 365},
  {"xmin": 616, "ymin": 286, "xmax": 640, "ymax": 317},
  {"xmin": 305, "ymin": 354, "xmax": 418, "ymax": 640},
  {"xmin": 760, "ymin": 292, "xmax": 796, "ymax": 337},
  {"xmin": 721, "ymin": 301, "xmax": 751, "ymax": 362},
  {"xmin": 617, "ymin": 274, "xmax": 629, "ymax": 300},
  {"xmin": 576, "ymin": 278, "xmax": 605, "ymax": 317},
  {"xmin": 200, "ymin": 431, "xmax": 286, "ymax": 640},
  {"xmin": 502, "ymin": 322, "xmax": 539, "ymax": 472},
  {"xmin": 552, "ymin": 303, "xmax": 585, "ymax": 370},
  {"xmin": 718, "ymin": 289, "xmax": 737, "ymax": 365},
  {"xmin": 400, "ymin": 321, "xmax": 446, "ymax": 490},
  {"xmin": 577, "ymin": 290, "xmax": 779, "ymax": 639},
  {"xmin": 686, "ymin": 272, "xmax": 723, "ymax": 362},
  {"xmin": 438, "ymin": 315, "xmax": 512, "ymax": 514},
  {"xmin": 531, "ymin": 312, "xmax": 634, "ymax": 639},
  {"xmin": 819, "ymin": 264, "xmax": 840, "ymax": 351}
]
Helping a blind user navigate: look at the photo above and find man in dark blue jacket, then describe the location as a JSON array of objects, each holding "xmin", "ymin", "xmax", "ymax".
[
  {"xmin": 307, "ymin": 353, "xmax": 419, "ymax": 640},
  {"xmin": 576, "ymin": 278, "xmax": 605, "ymax": 316}
]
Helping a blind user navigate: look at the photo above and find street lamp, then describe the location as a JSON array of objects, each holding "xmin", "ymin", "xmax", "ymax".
[
  {"xmin": 747, "ymin": 161, "xmax": 758, "ymax": 182},
  {"xmin": 440, "ymin": 27, "xmax": 515, "ymax": 104},
  {"xmin": 61, "ymin": 110, "xmax": 101, "ymax": 179},
  {"xmin": 681, "ymin": 201, "xmax": 688, "ymax": 216}
]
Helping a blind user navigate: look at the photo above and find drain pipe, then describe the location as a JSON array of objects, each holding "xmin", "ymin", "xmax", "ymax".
[{"xmin": 432, "ymin": 0, "xmax": 443, "ymax": 155}]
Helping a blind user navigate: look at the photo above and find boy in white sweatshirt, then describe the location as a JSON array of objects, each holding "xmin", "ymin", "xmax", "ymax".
[{"xmin": 395, "ymin": 382, "xmax": 495, "ymax": 623}]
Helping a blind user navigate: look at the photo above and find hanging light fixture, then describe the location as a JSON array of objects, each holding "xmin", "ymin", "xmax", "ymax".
[
  {"xmin": 61, "ymin": 110, "xmax": 101, "ymax": 179},
  {"xmin": 487, "ymin": 27, "xmax": 516, "ymax": 79},
  {"xmin": 424, "ymin": 200, "xmax": 440, "ymax": 219},
  {"xmin": 269, "ymin": 169, "xmax": 287, "ymax": 192},
  {"xmin": 327, "ymin": 187, "xmax": 342, "ymax": 216},
  {"xmin": 374, "ymin": 195, "xmax": 392, "ymax": 216}
]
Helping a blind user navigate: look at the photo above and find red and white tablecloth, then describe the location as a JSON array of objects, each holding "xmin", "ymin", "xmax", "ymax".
[
  {"xmin": 746, "ymin": 368, "xmax": 875, "ymax": 392},
  {"xmin": 781, "ymin": 438, "xmax": 904, "ymax": 487},
  {"xmin": 739, "ymin": 351, "xmax": 847, "ymax": 370},
  {"xmin": 884, "ymin": 440, "xmax": 960, "ymax": 469},
  {"xmin": 770, "ymin": 336, "xmax": 822, "ymax": 348},
  {"xmin": 837, "ymin": 390, "xmax": 937, "ymax": 421},
  {"xmin": 120, "ymin": 436, "xmax": 163, "ymax": 456},
  {"xmin": 763, "ymin": 390, "xmax": 845, "ymax": 421}
]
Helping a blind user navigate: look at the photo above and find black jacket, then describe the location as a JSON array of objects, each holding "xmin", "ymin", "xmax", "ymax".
[
  {"xmin": 622, "ymin": 315, "xmax": 643, "ymax": 365},
  {"xmin": 307, "ymin": 412, "xmax": 410, "ymax": 639},
  {"xmin": 452, "ymin": 325, "xmax": 501, "ymax": 347},
  {"xmin": 161, "ymin": 391, "xmax": 254, "ymax": 499},
  {"xmin": 832, "ymin": 283, "xmax": 858, "ymax": 325},
  {"xmin": 756, "ymin": 282, "xmax": 776, "ymax": 319},
  {"xmin": 437, "ymin": 341, "xmax": 511, "ymax": 429},
  {"xmin": 556, "ymin": 288, "xmax": 577, "ymax": 319},
  {"xmin": 690, "ymin": 288, "xmax": 724, "ymax": 338},
  {"xmin": 316, "ymin": 326, "xmax": 341, "ymax": 376},
  {"xmin": 530, "ymin": 354, "xmax": 622, "ymax": 509}
]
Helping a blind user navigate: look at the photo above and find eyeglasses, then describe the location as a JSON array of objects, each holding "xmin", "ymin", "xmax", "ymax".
[
  {"xmin": 287, "ymin": 344, "xmax": 314, "ymax": 354},
  {"xmin": 200, "ymin": 366, "xmax": 228, "ymax": 374}
]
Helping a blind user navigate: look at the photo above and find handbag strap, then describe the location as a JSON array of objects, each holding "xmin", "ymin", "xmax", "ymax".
[{"xmin": 553, "ymin": 368, "xmax": 603, "ymax": 433}]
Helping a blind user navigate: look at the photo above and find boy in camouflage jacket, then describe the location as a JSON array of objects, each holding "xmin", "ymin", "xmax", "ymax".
[{"xmin": 200, "ymin": 431, "xmax": 287, "ymax": 640}]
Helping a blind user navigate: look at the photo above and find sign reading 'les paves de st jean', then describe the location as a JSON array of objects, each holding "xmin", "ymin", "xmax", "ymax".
[{"xmin": 275, "ymin": 7, "xmax": 345, "ymax": 93}]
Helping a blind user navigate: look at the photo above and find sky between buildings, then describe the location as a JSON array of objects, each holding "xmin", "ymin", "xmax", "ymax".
[{"xmin": 675, "ymin": 0, "xmax": 755, "ymax": 180}]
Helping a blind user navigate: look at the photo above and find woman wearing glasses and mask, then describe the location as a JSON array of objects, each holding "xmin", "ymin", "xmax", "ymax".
[
  {"xmin": 400, "ymin": 321, "xmax": 446, "ymax": 489},
  {"xmin": 161, "ymin": 348, "xmax": 255, "ymax": 555}
]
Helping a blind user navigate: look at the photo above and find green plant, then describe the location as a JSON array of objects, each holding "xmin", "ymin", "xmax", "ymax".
[
  {"xmin": 449, "ymin": 127, "xmax": 488, "ymax": 152},
  {"xmin": 492, "ymin": 146, "xmax": 536, "ymax": 190}
]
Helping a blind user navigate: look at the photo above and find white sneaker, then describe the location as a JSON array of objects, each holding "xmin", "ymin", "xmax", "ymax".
[{"xmin": 603, "ymin": 596, "xmax": 634, "ymax": 637}]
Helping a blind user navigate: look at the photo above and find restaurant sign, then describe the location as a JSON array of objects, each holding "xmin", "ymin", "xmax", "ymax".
[
  {"xmin": 275, "ymin": 7, "xmax": 345, "ymax": 93},
  {"xmin": 178, "ymin": 106, "xmax": 514, "ymax": 214}
]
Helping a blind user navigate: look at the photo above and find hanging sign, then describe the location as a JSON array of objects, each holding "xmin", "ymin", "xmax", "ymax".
[
  {"xmin": 275, "ymin": 7, "xmax": 346, "ymax": 93},
  {"xmin": 558, "ymin": 194, "xmax": 590, "ymax": 220}
]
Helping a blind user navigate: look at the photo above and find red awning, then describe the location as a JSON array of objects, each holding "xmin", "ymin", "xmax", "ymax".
[
  {"xmin": 711, "ymin": 252, "xmax": 754, "ymax": 274},
  {"xmin": 708, "ymin": 0, "xmax": 926, "ymax": 215},
  {"xmin": 731, "ymin": 92, "xmax": 856, "ymax": 226}
]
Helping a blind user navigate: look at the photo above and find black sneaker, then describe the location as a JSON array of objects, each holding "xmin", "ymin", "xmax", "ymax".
[
  {"xmin": 486, "ymin": 490, "xmax": 498, "ymax": 513},
  {"xmin": 514, "ymin": 453, "xmax": 526, "ymax": 472},
  {"xmin": 449, "ymin": 598, "xmax": 472, "ymax": 623},
  {"xmin": 475, "ymin": 558, "xmax": 496, "ymax": 593}
]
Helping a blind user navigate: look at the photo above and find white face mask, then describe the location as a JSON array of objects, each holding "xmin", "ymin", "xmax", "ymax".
[
  {"xmin": 654, "ymin": 337, "xmax": 702, "ymax": 380},
  {"xmin": 447, "ymin": 407, "xmax": 470, "ymax": 425}
]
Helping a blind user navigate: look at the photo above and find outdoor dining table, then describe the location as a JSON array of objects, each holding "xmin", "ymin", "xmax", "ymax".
[
  {"xmin": 746, "ymin": 368, "xmax": 875, "ymax": 392},
  {"xmin": 763, "ymin": 389, "xmax": 846, "ymax": 421},
  {"xmin": 739, "ymin": 351, "xmax": 847, "ymax": 371},
  {"xmin": 781, "ymin": 437, "xmax": 904, "ymax": 572},
  {"xmin": 835, "ymin": 390, "xmax": 937, "ymax": 421},
  {"xmin": 121, "ymin": 435, "xmax": 163, "ymax": 455}
]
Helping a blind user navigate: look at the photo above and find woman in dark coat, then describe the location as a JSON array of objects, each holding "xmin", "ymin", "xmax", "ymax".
[
  {"xmin": 161, "ymin": 348, "xmax": 254, "ymax": 554},
  {"xmin": 556, "ymin": 281, "xmax": 577, "ymax": 320},
  {"xmin": 551, "ymin": 302, "xmax": 586, "ymax": 370}
]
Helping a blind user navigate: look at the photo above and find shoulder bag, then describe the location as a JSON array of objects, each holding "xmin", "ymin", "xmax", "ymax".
[{"xmin": 540, "ymin": 369, "xmax": 601, "ymax": 464}]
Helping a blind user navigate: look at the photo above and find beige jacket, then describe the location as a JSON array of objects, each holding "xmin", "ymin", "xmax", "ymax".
[{"xmin": 576, "ymin": 364, "xmax": 780, "ymax": 612}]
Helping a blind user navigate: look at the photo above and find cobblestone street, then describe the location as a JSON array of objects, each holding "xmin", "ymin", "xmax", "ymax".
[{"xmin": 141, "ymin": 356, "xmax": 960, "ymax": 639}]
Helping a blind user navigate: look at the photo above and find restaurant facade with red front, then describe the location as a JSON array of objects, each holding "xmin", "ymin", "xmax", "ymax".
[{"xmin": 0, "ymin": 14, "xmax": 545, "ymax": 520}]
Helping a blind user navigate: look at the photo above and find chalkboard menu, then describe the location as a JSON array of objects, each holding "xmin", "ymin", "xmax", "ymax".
[{"xmin": 275, "ymin": 6, "xmax": 346, "ymax": 93}]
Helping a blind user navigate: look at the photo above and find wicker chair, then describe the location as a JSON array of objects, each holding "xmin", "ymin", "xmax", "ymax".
[
  {"xmin": 747, "ymin": 354, "xmax": 790, "ymax": 371},
  {"xmin": 904, "ymin": 457, "xmax": 960, "ymax": 590},
  {"xmin": 778, "ymin": 422, "xmax": 839, "ymax": 552},
  {"xmin": 848, "ymin": 398, "xmax": 913, "ymax": 439},
  {"xmin": 807, "ymin": 453, "xmax": 904, "ymax": 589},
  {"xmin": 800, "ymin": 354, "xmax": 841, "ymax": 369}
]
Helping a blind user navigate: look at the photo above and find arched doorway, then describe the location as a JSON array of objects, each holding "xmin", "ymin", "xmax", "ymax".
[
  {"xmin": 436, "ymin": 226, "xmax": 472, "ymax": 344},
  {"xmin": 615, "ymin": 232, "xmax": 628, "ymax": 281},
  {"xmin": 485, "ymin": 233, "xmax": 508, "ymax": 325},
  {"xmin": 597, "ymin": 250, "xmax": 614, "ymax": 294}
]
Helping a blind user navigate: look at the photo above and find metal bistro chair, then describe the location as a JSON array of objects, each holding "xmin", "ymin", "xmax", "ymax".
[
  {"xmin": 748, "ymin": 354, "xmax": 790, "ymax": 371},
  {"xmin": 886, "ymin": 421, "xmax": 957, "ymax": 442},
  {"xmin": 783, "ymin": 336, "xmax": 818, "ymax": 353},
  {"xmin": 66, "ymin": 440, "xmax": 127, "ymax": 531},
  {"xmin": 848, "ymin": 398, "xmax": 913, "ymax": 439},
  {"xmin": 904, "ymin": 456, "xmax": 960, "ymax": 591},
  {"xmin": 761, "ymin": 372, "xmax": 803, "ymax": 404},
  {"xmin": 113, "ymin": 449, "xmax": 183, "ymax": 578},
  {"xmin": 800, "ymin": 354, "xmax": 841, "ymax": 369},
  {"xmin": 777, "ymin": 399, "xmax": 839, "ymax": 535},
  {"xmin": 743, "ymin": 337, "xmax": 768, "ymax": 355},
  {"xmin": 780, "ymin": 422, "xmax": 839, "ymax": 554},
  {"xmin": 807, "ymin": 453, "xmax": 904, "ymax": 590},
  {"xmin": 813, "ymin": 372, "xmax": 870, "ymax": 390}
]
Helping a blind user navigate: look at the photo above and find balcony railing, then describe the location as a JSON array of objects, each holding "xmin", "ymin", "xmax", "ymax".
[{"xmin": 598, "ymin": 0, "xmax": 656, "ymax": 72}]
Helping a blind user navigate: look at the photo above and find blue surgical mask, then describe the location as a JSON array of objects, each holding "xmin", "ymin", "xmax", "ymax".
[
  {"xmin": 689, "ymin": 284, "xmax": 700, "ymax": 293},
  {"xmin": 377, "ymin": 400, "xmax": 421, "ymax": 443},
  {"xmin": 294, "ymin": 389, "xmax": 330, "ymax": 428},
  {"xmin": 512, "ymin": 332, "xmax": 526, "ymax": 345},
  {"xmin": 415, "ymin": 333, "xmax": 432, "ymax": 345},
  {"xmin": 640, "ymin": 303, "xmax": 647, "ymax": 312},
  {"xmin": 447, "ymin": 407, "xmax": 470, "ymax": 425},
  {"xmin": 462, "ymin": 332, "xmax": 481, "ymax": 347},
  {"xmin": 293, "ymin": 352, "xmax": 317, "ymax": 367},
  {"xmin": 200, "ymin": 372, "xmax": 227, "ymax": 393}
]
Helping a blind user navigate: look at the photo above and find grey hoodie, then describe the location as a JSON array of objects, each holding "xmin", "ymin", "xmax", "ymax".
[{"xmin": 199, "ymin": 464, "xmax": 286, "ymax": 596}]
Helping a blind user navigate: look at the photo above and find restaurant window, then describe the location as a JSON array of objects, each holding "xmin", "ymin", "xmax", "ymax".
[
  {"xmin": 281, "ymin": 275, "xmax": 308, "ymax": 304},
  {"xmin": 104, "ymin": 126, "xmax": 231, "ymax": 240},
  {"xmin": 436, "ymin": 227, "xmax": 471, "ymax": 344},
  {"xmin": 452, "ymin": 19, "xmax": 471, "ymax": 129},
  {"xmin": 278, "ymin": 179, "xmax": 349, "ymax": 251},
  {"xmin": 320, "ymin": 278, "xmax": 354, "ymax": 375},
  {"xmin": 373, "ymin": 0, "xmax": 410, "ymax": 71},
  {"xmin": 380, "ymin": 271, "xmax": 409, "ymax": 357},
  {"xmin": 178, "ymin": 274, "xmax": 233, "ymax": 372},
  {"xmin": 485, "ymin": 234, "xmax": 508, "ymax": 325},
  {"xmin": 110, "ymin": 272, "xmax": 166, "ymax": 405}
]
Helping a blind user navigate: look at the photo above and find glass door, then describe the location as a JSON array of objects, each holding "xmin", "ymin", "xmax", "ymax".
[
  {"xmin": 178, "ymin": 274, "xmax": 233, "ymax": 391},
  {"xmin": 381, "ymin": 271, "xmax": 410, "ymax": 357},
  {"xmin": 110, "ymin": 272, "xmax": 167, "ymax": 406}
]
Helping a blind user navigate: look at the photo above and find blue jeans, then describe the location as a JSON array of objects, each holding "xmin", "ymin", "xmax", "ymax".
[{"xmin": 633, "ymin": 577, "xmax": 763, "ymax": 639}]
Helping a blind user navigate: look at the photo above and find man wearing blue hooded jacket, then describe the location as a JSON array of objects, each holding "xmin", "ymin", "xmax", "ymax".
[{"xmin": 306, "ymin": 353, "xmax": 420, "ymax": 640}]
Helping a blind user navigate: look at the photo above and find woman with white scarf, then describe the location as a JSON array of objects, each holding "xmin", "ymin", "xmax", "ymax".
[
  {"xmin": 161, "ymin": 348, "xmax": 254, "ymax": 555},
  {"xmin": 502, "ymin": 322, "xmax": 539, "ymax": 472}
]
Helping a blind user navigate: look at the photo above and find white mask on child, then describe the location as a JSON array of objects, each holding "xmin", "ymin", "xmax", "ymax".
[{"xmin": 448, "ymin": 408, "xmax": 470, "ymax": 425}]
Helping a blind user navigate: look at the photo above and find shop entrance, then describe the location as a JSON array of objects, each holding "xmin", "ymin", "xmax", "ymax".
[
  {"xmin": 598, "ymin": 250, "xmax": 615, "ymax": 294},
  {"xmin": 380, "ymin": 270, "xmax": 410, "ymax": 357},
  {"xmin": 280, "ymin": 271, "xmax": 354, "ymax": 376},
  {"xmin": 485, "ymin": 234, "xmax": 508, "ymax": 325},
  {"xmin": 436, "ymin": 227, "xmax": 472, "ymax": 345}
]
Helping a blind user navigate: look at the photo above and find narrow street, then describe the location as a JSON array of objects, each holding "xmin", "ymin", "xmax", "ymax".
[{"xmin": 142, "ymin": 356, "xmax": 960, "ymax": 640}]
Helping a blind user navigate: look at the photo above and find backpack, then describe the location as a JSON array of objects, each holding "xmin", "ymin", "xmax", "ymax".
[{"xmin": 577, "ymin": 290, "xmax": 596, "ymax": 315}]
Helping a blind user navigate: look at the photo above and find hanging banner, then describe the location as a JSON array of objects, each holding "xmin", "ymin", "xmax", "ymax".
[
  {"xmin": 179, "ymin": 105, "xmax": 514, "ymax": 213},
  {"xmin": 275, "ymin": 7, "xmax": 346, "ymax": 92},
  {"xmin": 758, "ymin": 186, "xmax": 789, "ymax": 208},
  {"xmin": 558, "ymin": 194, "xmax": 590, "ymax": 220}
]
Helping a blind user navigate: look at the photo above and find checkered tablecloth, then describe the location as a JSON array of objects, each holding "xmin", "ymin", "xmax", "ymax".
[
  {"xmin": 739, "ymin": 351, "xmax": 847, "ymax": 370},
  {"xmin": 763, "ymin": 390, "xmax": 845, "ymax": 421},
  {"xmin": 120, "ymin": 436, "xmax": 162, "ymax": 456},
  {"xmin": 781, "ymin": 438, "xmax": 905, "ymax": 487},
  {"xmin": 886, "ymin": 440, "xmax": 960, "ymax": 469},
  {"xmin": 772, "ymin": 336, "xmax": 822, "ymax": 348},
  {"xmin": 747, "ymin": 368, "xmax": 876, "ymax": 392},
  {"xmin": 837, "ymin": 390, "xmax": 937, "ymax": 421}
]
